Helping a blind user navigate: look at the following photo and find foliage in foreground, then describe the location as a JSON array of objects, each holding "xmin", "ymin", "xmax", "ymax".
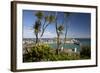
[
  {"xmin": 80, "ymin": 46, "xmax": 91, "ymax": 59},
  {"xmin": 23, "ymin": 44, "xmax": 80, "ymax": 62}
]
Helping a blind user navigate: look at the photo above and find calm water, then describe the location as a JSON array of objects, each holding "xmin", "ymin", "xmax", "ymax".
[
  {"xmin": 77, "ymin": 38, "xmax": 91, "ymax": 46},
  {"xmin": 49, "ymin": 38, "xmax": 91, "ymax": 52}
]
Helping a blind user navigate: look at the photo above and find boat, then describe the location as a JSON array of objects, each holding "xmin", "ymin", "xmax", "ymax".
[{"xmin": 72, "ymin": 39, "xmax": 80, "ymax": 45}]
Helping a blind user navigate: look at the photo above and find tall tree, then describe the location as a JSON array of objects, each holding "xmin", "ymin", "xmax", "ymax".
[
  {"xmin": 63, "ymin": 12, "xmax": 70, "ymax": 44},
  {"xmin": 33, "ymin": 20, "xmax": 41, "ymax": 44},
  {"xmin": 40, "ymin": 14, "xmax": 55, "ymax": 37},
  {"xmin": 33, "ymin": 11, "xmax": 43, "ymax": 44},
  {"xmin": 55, "ymin": 12, "xmax": 64, "ymax": 54},
  {"xmin": 57, "ymin": 25, "xmax": 64, "ymax": 50}
]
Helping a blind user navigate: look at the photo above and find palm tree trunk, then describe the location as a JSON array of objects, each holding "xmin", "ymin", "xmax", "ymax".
[
  {"xmin": 56, "ymin": 34, "xmax": 60, "ymax": 55},
  {"xmin": 35, "ymin": 33, "xmax": 38, "ymax": 44},
  {"xmin": 55, "ymin": 12, "xmax": 60, "ymax": 55},
  {"xmin": 64, "ymin": 27, "xmax": 68, "ymax": 44}
]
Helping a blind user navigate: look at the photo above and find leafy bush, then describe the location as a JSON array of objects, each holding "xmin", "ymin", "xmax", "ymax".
[
  {"xmin": 80, "ymin": 46, "xmax": 91, "ymax": 59},
  {"xmin": 31, "ymin": 43, "xmax": 52, "ymax": 61},
  {"xmin": 23, "ymin": 43, "xmax": 80, "ymax": 62}
]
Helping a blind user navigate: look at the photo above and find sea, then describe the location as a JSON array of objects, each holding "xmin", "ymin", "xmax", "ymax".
[
  {"xmin": 23, "ymin": 38, "xmax": 91, "ymax": 52},
  {"xmin": 48, "ymin": 38, "xmax": 91, "ymax": 52}
]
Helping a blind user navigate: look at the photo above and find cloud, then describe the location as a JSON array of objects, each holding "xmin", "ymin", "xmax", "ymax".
[{"xmin": 23, "ymin": 26, "xmax": 35, "ymax": 38}]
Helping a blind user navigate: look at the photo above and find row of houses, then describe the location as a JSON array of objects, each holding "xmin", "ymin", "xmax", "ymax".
[
  {"xmin": 23, "ymin": 38, "xmax": 80, "ymax": 45},
  {"xmin": 23, "ymin": 38, "xmax": 81, "ymax": 54}
]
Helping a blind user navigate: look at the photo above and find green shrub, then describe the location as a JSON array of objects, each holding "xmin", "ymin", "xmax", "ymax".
[
  {"xmin": 31, "ymin": 43, "xmax": 52, "ymax": 61},
  {"xmin": 80, "ymin": 46, "xmax": 91, "ymax": 59},
  {"xmin": 23, "ymin": 43, "xmax": 80, "ymax": 62}
]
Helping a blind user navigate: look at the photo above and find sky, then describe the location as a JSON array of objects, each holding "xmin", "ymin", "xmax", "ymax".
[{"xmin": 22, "ymin": 10, "xmax": 91, "ymax": 38}]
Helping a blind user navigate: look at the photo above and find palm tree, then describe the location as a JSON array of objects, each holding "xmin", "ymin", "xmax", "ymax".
[
  {"xmin": 33, "ymin": 20, "xmax": 41, "ymax": 44},
  {"xmin": 34, "ymin": 11, "xmax": 56, "ymax": 43},
  {"xmin": 63, "ymin": 12, "xmax": 70, "ymax": 44},
  {"xmin": 35, "ymin": 11, "xmax": 44, "ymax": 20},
  {"xmin": 33, "ymin": 11, "xmax": 44, "ymax": 44},
  {"xmin": 55, "ymin": 12, "xmax": 60, "ymax": 54},
  {"xmin": 55, "ymin": 12, "xmax": 65, "ymax": 54},
  {"xmin": 56, "ymin": 25, "xmax": 64, "ymax": 54}
]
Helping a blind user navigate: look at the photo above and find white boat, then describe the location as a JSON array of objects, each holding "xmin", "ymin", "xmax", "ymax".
[{"xmin": 72, "ymin": 39, "xmax": 80, "ymax": 45}]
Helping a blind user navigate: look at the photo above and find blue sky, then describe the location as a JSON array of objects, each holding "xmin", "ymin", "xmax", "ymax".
[{"xmin": 22, "ymin": 10, "xmax": 91, "ymax": 38}]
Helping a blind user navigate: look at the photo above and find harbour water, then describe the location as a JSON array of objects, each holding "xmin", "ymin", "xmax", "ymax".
[
  {"xmin": 77, "ymin": 38, "xmax": 91, "ymax": 46},
  {"xmin": 23, "ymin": 38, "xmax": 91, "ymax": 52},
  {"xmin": 48, "ymin": 38, "xmax": 91, "ymax": 52}
]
